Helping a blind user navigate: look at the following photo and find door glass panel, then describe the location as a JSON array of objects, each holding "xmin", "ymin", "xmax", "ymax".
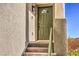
[{"xmin": 41, "ymin": 9, "xmax": 48, "ymax": 14}]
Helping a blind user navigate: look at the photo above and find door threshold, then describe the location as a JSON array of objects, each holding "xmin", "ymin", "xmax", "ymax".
[{"xmin": 29, "ymin": 40, "xmax": 49, "ymax": 44}]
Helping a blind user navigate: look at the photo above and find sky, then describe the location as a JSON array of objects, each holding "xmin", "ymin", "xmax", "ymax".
[{"xmin": 65, "ymin": 3, "xmax": 79, "ymax": 38}]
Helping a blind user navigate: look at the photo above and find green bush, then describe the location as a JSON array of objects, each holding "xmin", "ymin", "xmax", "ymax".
[{"xmin": 67, "ymin": 51, "xmax": 79, "ymax": 56}]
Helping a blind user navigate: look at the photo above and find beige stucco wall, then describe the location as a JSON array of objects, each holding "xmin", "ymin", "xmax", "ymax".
[
  {"xmin": 54, "ymin": 19, "xmax": 67, "ymax": 55},
  {"xmin": 27, "ymin": 4, "xmax": 36, "ymax": 41},
  {"xmin": 27, "ymin": 3, "xmax": 36, "ymax": 42},
  {"xmin": 55, "ymin": 3, "xmax": 65, "ymax": 19},
  {"xmin": 54, "ymin": 3, "xmax": 67, "ymax": 55},
  {"xmin": 0, "ymin": 3, "xmax": 26, "ymax": 56}
]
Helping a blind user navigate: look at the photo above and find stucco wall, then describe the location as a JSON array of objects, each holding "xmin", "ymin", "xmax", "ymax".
[
  {"xmin": 54, "ymin": 19, "xmax": 67, "ymax": 55},
  {"xmin": 53, "ymin": 3, "xmax": 67, "ymax": 55},
  {"xmin": 0, "ymin": 3, "xmax": 26, "ymax": 56},
  {"xmin": 28, "ymin": 4, "xmax": 36, "ymax": 41},
  {"xmin": 55, "ymin": 3, "xmax": 65, "ymax": 19}
]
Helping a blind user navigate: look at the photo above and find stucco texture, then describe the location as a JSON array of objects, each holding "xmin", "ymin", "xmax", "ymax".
[
  {"xmin": 55, "ymin": 3, "xmax": 65, "ymax": 19},
  {"xmin": 54, "ymin": 19, "xmax": 67, "ymax": 55},
  {"xmin": 0, "ymin": 4, "xmax": 26, "ymax": 56}
]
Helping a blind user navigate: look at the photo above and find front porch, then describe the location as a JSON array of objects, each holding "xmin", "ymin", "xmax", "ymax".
[{"xmin": 23, "ymin": 40, "xmax": 55, "ymax": 56}]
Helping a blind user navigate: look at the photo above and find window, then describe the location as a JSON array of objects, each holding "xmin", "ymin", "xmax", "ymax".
[{"xmin": 41, "ymin": 9, "xmax": 47, "ymax": 13}]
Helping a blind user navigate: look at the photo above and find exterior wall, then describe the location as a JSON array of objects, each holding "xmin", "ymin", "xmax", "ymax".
[
  {"xmin": 0, "ymin": 3, "xmax": 26, "ymax": 56},
  {"xmin": 28, "ymin": 4, "xmax": 36, "ymax": 41},
  {"xmin": 54, "ymin": 19, "xmax": 67, "ymax": 55},
  {"xmin": 55, "ymin": 3, "xmax": 65, "ymax": 19},
  {"xmin": 26, "ymin": 4, "xmax": 29, "ymax": 45},
  {"xmin": 54, "ymin": 3, "xmax": 67, "ymax": 55}
]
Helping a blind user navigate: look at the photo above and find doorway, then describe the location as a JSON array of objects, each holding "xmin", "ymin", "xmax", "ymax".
[{"xmin": 37, "ymin": 6, "xmax": 53, "ymax": 40}]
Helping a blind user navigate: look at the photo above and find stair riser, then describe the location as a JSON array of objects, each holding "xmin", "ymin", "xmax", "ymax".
[
  {"xmin": 25, "ymin": 53, "xmax": 56, "ymax": 56},
  {"xmin": 26, "ymin": 54, "xmax": 48, "ymax": 56},
  {"xmin": 27, "ymin": 48, "xmax": 48, "ymax": 52},
  {"xmin": 28, "ymin": 44, "xmax": 48, "ymax": 47}
]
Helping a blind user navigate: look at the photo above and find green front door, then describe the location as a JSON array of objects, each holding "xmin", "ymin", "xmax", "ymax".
[{"xmin": 38, "ymin": 6, "xmax": 53, "ymax": 40}]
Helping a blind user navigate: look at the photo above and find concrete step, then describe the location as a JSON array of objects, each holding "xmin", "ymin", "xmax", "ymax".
[
  {"xmin": 26, "ymin": 47, "xmax": 48, "ymax": 52},
  {"xmin": 23, "ymin": 41, "xmax": 55, "ymax": 56},
  {"xmin": 28, "ymin": 42, "xmax": 48, "ymax": 47},
  {"xmin": 25, "ymin": 52, "xmax": 56, "ymax": 56}
]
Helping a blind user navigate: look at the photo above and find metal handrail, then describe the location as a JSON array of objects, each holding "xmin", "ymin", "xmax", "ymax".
[{"xmin": 48, "ymin": 27, "xmax": 52, "ymax": 56}]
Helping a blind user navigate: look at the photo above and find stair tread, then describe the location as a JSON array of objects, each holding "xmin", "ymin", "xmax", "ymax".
[
  {"xmin": 27, "ymin": 47, "xmax": 48, "ymax": 50},
  {"xmin": 25, "ymin": 52, "xmax": 56, "ymax": 56},
  {"xmin": 26, "ymin": 47, "xmax": 48, "ymax": 52},
  {"xmin": 30, "ymin": 40, "xmax": 49, "ymax": 44},
  {"xmin": 27, "ymin": 47, "xmax": 48, "ymax": 49},
  {"xmin": 29, "ymin": 42, "xmax": 48, "ymax": 45}
]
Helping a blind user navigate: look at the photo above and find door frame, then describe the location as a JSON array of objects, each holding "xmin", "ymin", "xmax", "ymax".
[{"xmin": 33, "ymin": 4, "xmax": 55, "ymax": 41}]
